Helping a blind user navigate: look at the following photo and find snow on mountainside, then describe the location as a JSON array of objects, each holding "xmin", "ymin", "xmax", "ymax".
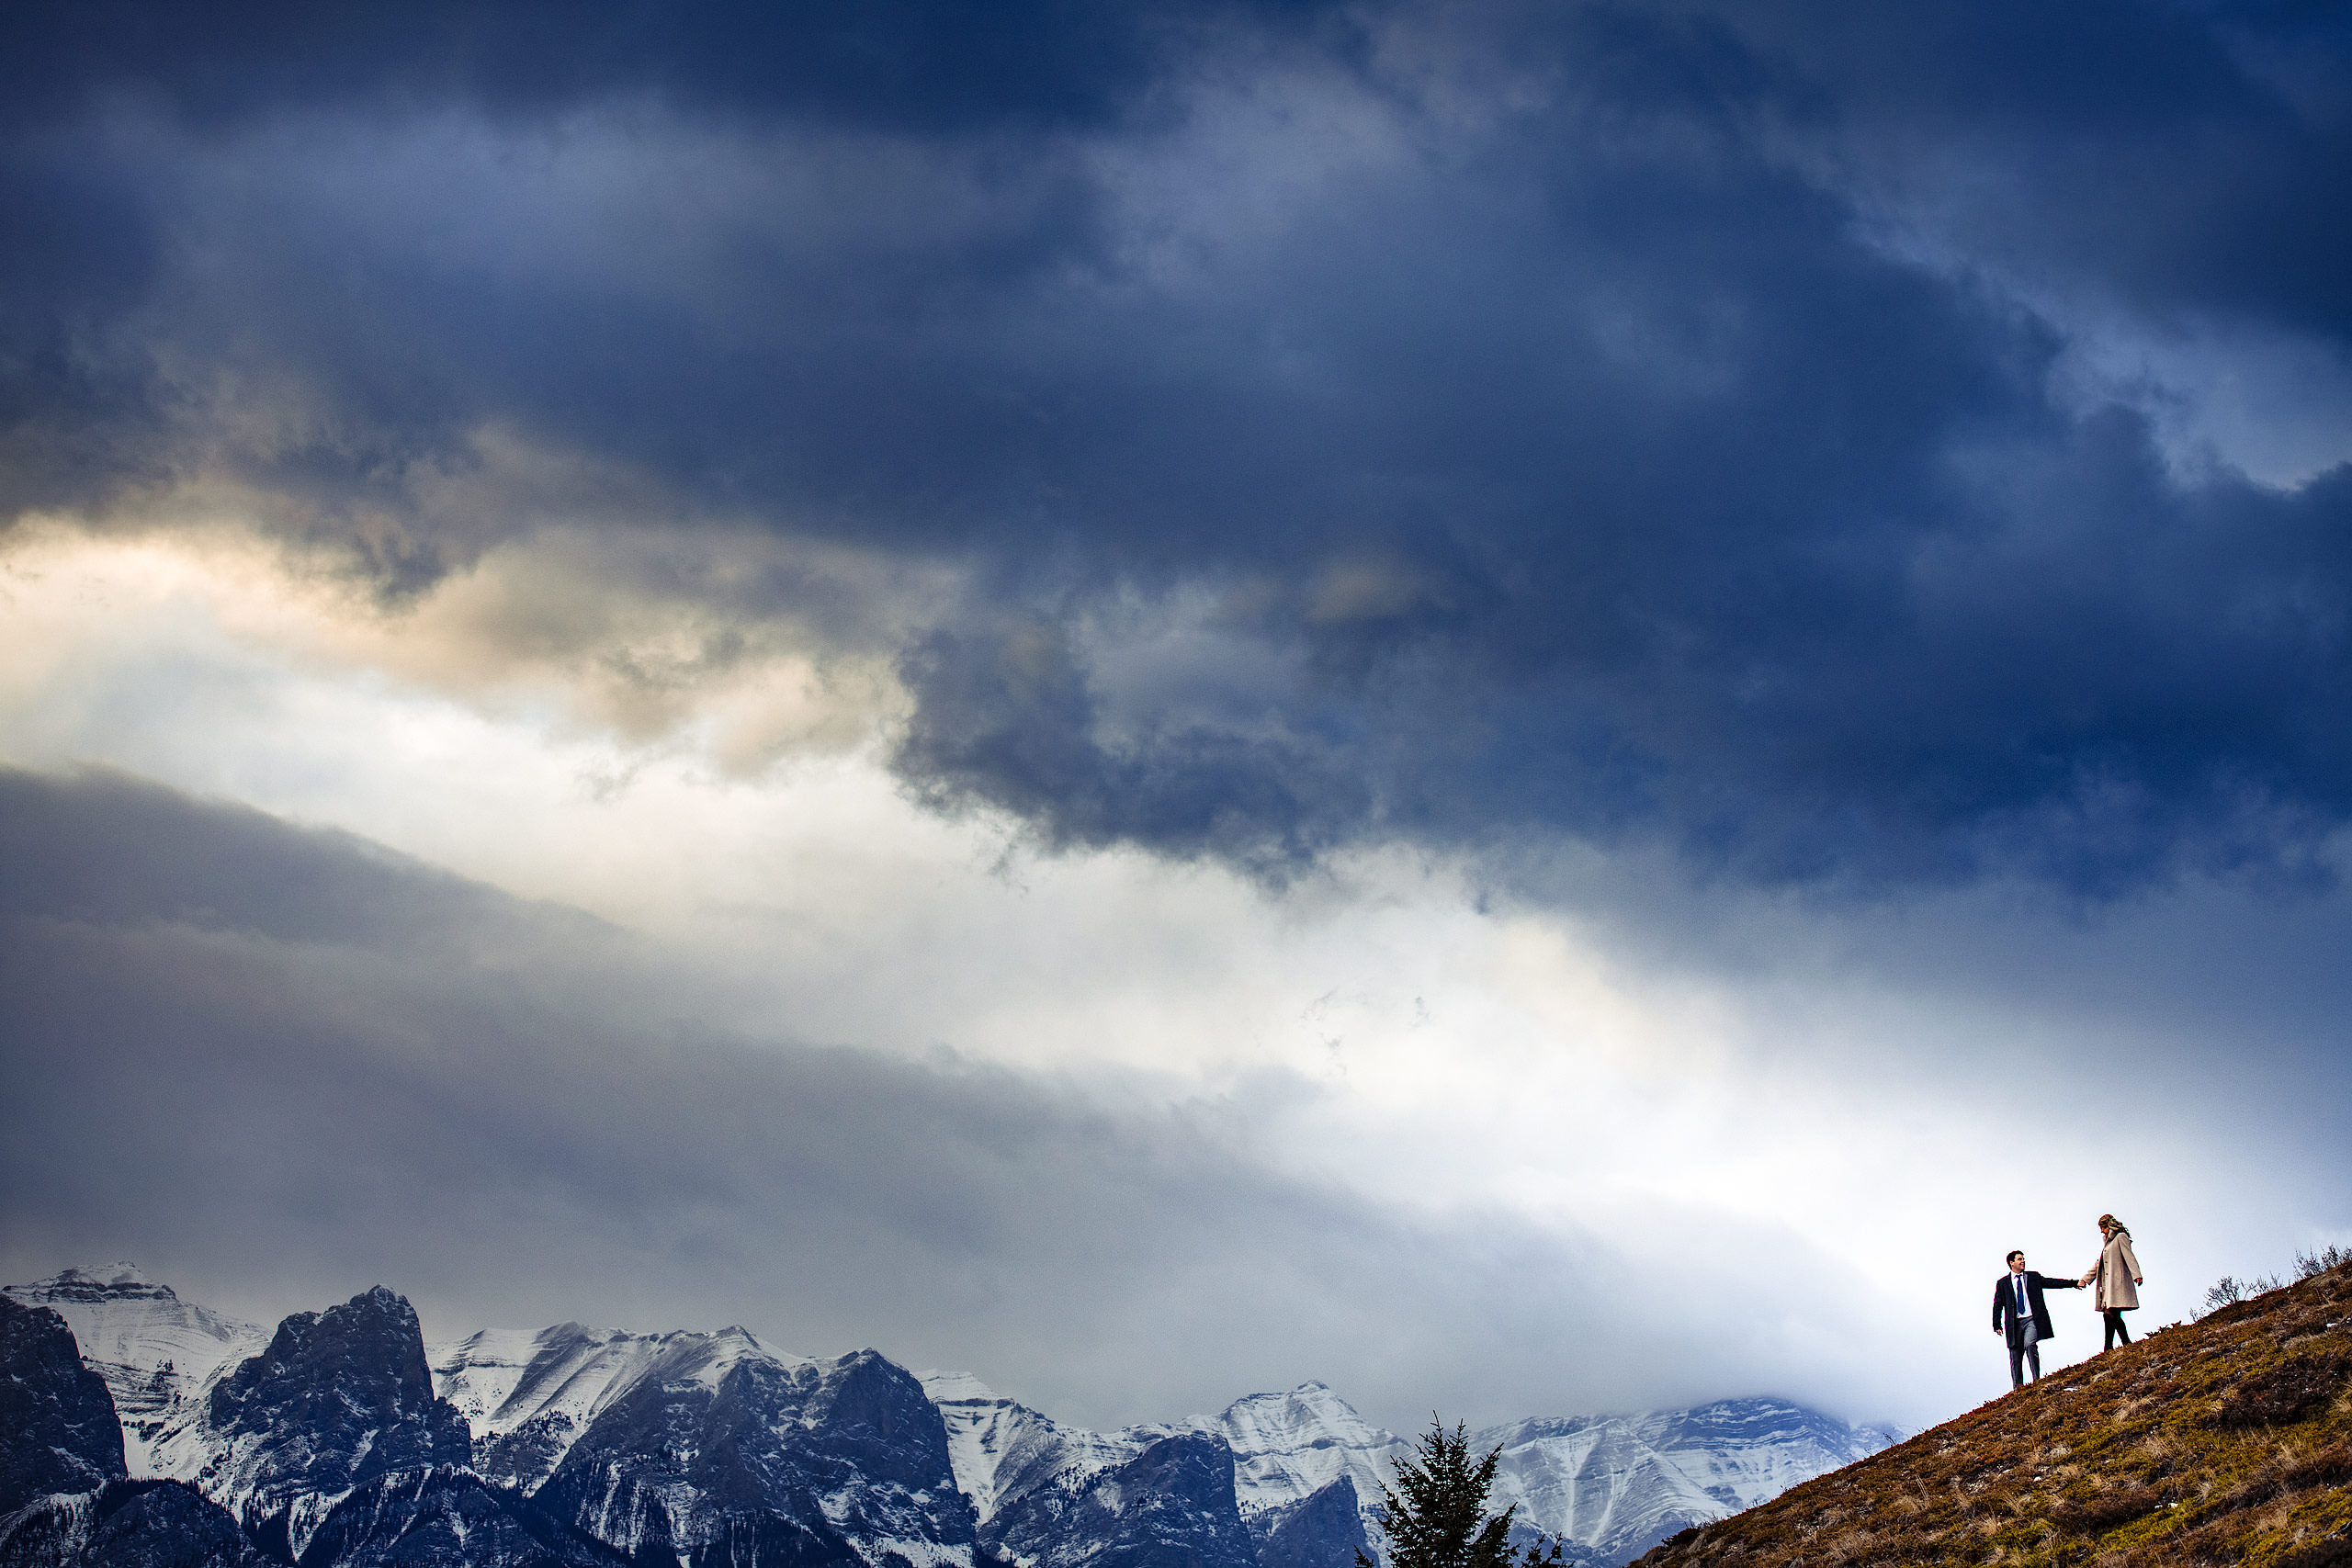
[
  {"xmin": 920, "ymin": 1374, "xmax": 1396, "ymax": 1531},
  {"xmin": 433, "ymin": 1320, "xmax": 977, "ymax": 1568},
  {"xmin": 921, "ymin": 1374, "xmax": 1894, "ymax": 1568},
  {"xmin": 1481, "ymin": 1401, "xmax": 1895, "ymax": 1565},
  {"xmin": 154, "ymin": 1284, "xmax": 474, "ymax": 1559},
  {"xmin": 3, "ymin": 1265, "xmax": 268, "ymax": 1475},
  {"xmin": 1, "ymin": 1275, "xmax": 474, "ymax": 1564},
  {"xmin": 1162, "ymin": 1382, "xmax": 1403, "ymax": 1527},
  {"xmin": 531, "ymin": 1335, "xmax": 978, "ymax": 1568},
  {"xmin": 922, "ymin": 1371, "xmax": 1153, "ymax": 1523},
  {"xmin": 1175, "ymin": 1384, "xmax": 1895, "ymax": 1564},
  {"xmin": 980, "ymin": 1430, "xmax": 1260, "ymax": 1568},
  {"xmin": 427, "ymin": 1322, "xmax": 802, "ymax": 1491},
  {"xmin": 919, "ymin": 1374, "xmax": 1271, "ymax": 1568}
]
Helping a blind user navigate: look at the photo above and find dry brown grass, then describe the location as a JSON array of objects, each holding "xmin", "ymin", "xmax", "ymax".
[{"xmin": 1631, "ymin": 1262, "xmax": 2352, "ymax": 1568}]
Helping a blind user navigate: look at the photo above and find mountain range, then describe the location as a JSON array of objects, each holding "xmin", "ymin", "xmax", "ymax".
[{"xmin": 1, "ymin": 1264, "xmax": 1893, "ymax": 1568}]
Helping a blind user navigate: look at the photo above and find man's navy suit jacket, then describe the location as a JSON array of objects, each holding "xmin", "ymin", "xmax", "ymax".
[{"xmin": 1993, "ymin": 1269, "xmax": 2080, "ymax": 1346}]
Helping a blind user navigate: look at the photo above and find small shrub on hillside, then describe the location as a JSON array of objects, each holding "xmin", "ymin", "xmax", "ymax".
[
  {"xmin": 2295, "ymin": 1245, "xmax": 2351, "ymax": 1280},
  {"xmin": 2211, "ymin": 1353, "xmax": 2350, "ymax": 1427},
  {"xmin": 2201, "ymin": 1274, "xmax": 2289, "ymax": 1316},
  {"xmin": 2202, "ymin": 1277, "xmax": 2250, "ymax": 1314}
]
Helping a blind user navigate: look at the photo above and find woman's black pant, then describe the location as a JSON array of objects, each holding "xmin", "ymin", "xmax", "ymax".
[{"xmin": 2102, "ymin": 1309, "xmax": 2132, "ymax": 1349}]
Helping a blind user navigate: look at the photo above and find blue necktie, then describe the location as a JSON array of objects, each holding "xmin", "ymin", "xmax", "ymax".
[{"xmin": 2017, "ymin": 1276, "xmax": 2026, "ymax": 1315}]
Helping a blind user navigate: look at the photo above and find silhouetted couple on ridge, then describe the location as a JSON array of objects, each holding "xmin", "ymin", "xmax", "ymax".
[{"xmin": 1993, "ymin": 1214, "xmax": 2144, "ymax": 1390}]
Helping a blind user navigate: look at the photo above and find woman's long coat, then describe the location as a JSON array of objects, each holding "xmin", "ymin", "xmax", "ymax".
[{"xmin": 2086, "ymin": 1230, "xmax": 2143, "ymax": 1311}]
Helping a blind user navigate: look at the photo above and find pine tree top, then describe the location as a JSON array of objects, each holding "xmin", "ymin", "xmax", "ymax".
[{"xmin": 1358, "ymin": 1419, "xmax": 1564, "ymax": 1568}]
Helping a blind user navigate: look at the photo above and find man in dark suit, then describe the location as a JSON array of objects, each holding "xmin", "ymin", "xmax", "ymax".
[{"xmin": 1994, "ymin": 1249, "xmax": 2082, "ymax": 1389}]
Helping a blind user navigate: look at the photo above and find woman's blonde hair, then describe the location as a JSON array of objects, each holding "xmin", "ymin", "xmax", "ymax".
[{"xmin": 2098, "ymin": 1213, "xmax": 2130, "ymax": 1236}]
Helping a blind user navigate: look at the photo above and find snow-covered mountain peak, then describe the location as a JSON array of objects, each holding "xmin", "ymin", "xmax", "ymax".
[
  {"xmin": 1120, "ymin": 1382, "xmax": 1407, "ymax": 1527},
  {"xmin": 921, "ymin": 1370, "xmax": 1004, "ymax": 1404},
  {"xmin": 650, "ymin": 1323, "xmax": 810, "ymax": 1392},
  {"xmin": 1210, "ymin": 1382, "xmax": 1397, "ymax": 1461},
  {"xmin": 4, "ymin": 1263, "xmax": 266, "ymax": 1371},
  {"xmin": 434, "ymin": 1325, "xmax": 684, "ymax": 1438},
  {"xmin": 725, "ymin": 1325, "xmax": 809, "ymax": 1365}
]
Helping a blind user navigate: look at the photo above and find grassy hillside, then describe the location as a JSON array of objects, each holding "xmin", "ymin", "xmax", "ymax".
[{"xmin": 1632, "ymin": 1260, "xmax": 2352, "ymax": 1568}]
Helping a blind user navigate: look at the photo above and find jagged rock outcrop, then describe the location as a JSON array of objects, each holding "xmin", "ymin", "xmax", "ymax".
[
  {"xmin": 981, "ymin": 1433, "xmax": 1260, "ymax": 1568},
  {"xmin": 293, "ymin": 1468, "xmax": 627, "ymax": 1568},
  {"xmin": 185, "ymin": 1287, "xmax": 472, "ymax": 1560},
  {"xmin": 0, "ymin": 1295, "xmax": 127, "ymax": 1514},
  {"xmin": 533, "ymin": 1335, "xmax": 974, "ymax": 1568},
  {"xmin": 1250, "ymin": 1477, "xmax": 1367, "ymax": 1568}
]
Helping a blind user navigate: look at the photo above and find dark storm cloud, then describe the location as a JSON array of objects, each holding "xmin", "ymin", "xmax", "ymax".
[
  {"xmin": 4, "ymin": 0, "xmax": 2349, "ymax": 892},
  {"xmin": 0, "ymin": 0, "xmax": 1307, "ymax": 134},
  {"xmin": 0, "ymin": 765, "xmax": 1889, "ymax": 1427},
  {"xmin": 1706, "ymin": 0, "xmax": 2352, "ymax": 338}
]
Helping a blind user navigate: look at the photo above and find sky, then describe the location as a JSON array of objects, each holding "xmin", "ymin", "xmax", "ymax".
[{"xmin": 3, "ymin": 0, "xmax": 2350, "ymax": 1442}]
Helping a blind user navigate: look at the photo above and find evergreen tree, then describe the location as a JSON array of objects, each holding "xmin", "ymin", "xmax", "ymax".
[{"xmin": 1357, "ymin": 1419, "xmax": 1565, "ymax": 1568}]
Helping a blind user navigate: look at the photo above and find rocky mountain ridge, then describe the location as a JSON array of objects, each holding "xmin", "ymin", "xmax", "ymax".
[{"xmin": 2, "ymin": 1266, "xmax": 1892, "ymax": 1568}]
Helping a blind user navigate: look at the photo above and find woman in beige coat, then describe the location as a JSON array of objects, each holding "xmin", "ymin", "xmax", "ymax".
[{"xmin": 2081, "ymin": 1214, "xmax": 2144, "ymax": 1350}]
